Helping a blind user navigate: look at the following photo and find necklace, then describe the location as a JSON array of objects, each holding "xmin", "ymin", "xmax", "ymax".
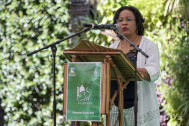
[{"xmin": 120, "ymin": 35, "xmax": 138, "ymax": 49}]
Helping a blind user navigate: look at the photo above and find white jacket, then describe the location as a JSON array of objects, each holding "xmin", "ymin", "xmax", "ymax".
[{"xmin": 109, "ymin": 36, "xmax": 160, "ymax": 126}]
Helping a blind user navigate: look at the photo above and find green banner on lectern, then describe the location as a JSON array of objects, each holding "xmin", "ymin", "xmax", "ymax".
[{"xmin": 66, "ymin": 62, "xmax": 101, "ymax": 121}]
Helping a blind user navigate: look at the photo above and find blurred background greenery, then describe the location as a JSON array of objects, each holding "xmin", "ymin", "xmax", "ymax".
[{"xmin": 0, "ymin": 0, "xmax": 188, "ymax": 126}]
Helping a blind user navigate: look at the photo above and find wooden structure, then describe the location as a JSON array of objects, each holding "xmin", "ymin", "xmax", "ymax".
[{"xmin": 63, "ymin": 39, "xmax": 143, "ymax": 126}]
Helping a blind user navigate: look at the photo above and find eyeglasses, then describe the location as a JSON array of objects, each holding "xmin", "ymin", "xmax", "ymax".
[{"xmin": 116, "ymin": 17, "xmax": 136, "ymax": 23}]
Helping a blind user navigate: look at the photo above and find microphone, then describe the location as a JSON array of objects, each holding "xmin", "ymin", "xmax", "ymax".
[{"xmin": 83, "ymin": 23, "xmax": 119, "ymax": 30}]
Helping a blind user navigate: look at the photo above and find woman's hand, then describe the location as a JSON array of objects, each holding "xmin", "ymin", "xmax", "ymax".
[{"xmin": 137, "ymin": 68, "xmax": 150, "ymax": 81}]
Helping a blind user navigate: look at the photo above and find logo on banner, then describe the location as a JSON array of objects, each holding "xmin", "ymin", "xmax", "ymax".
[
  {"xmin": 69, "ymin": 67, "xmax": 76, "ymax": 76},
  {"xmin": 76, "ymin": 85, "xmax": 92, "ymax": 104},
  {"xmin": 94, "ymin": 68, "xmax": 97, "ymax": 76}
]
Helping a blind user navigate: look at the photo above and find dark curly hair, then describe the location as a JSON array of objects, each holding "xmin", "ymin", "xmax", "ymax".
[{"xmin": 113, "ymin": 6, "xmax": 145, "ymax": 35}]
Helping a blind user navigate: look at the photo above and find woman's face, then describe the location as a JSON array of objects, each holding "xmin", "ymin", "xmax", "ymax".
[{"xmin": 116, "ymin": 9, "xmax": 137, "ymax": 37}]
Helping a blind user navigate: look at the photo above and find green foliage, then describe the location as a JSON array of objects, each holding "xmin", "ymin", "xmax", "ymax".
[
  {"xmin": 159, "ymin": 1, "xmax": 189, "ymax": 125},
  {"xmin": 0, "ymin": 0, "xmax": 188, "ymax": 125},
  {"xmin": 0, "ymin": 0, "xmax": 70, "ymax": 125},
  {"xmin": 162, "ymin": 19, "xmax": 189, "ymax": 126}
]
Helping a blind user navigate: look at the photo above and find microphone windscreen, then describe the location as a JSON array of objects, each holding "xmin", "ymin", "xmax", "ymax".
[{"xmin": 115, "ymin": 24, "xmax": 120, "ymax": 30}]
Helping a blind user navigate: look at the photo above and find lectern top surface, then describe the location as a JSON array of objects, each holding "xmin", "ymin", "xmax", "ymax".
[{"xmin": 63, "ymin": 39, "xmax": 143, "ymax": 81}]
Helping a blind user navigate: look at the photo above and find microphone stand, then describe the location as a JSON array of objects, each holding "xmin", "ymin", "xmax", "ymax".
[
  {"xmin": 112, "ymin": 28, "xmax": 148, "ymax": 126},
  {"xmin": 27, "ymin": 28, "xmax": 90, "ymax": 126},
  {"xmin": 134, "ymin": 50, "xmax": 138, "ymax": 126}
]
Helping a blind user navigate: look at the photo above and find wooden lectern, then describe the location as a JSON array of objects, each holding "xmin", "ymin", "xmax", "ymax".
[{"xmin": 63, "ymin": 39, "xmax": 143, "ymax": 126}]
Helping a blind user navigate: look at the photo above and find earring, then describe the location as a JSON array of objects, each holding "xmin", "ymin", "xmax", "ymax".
[{"xmin": 136, "ymin": 28, "xmax": 138, "ymax": 34}]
